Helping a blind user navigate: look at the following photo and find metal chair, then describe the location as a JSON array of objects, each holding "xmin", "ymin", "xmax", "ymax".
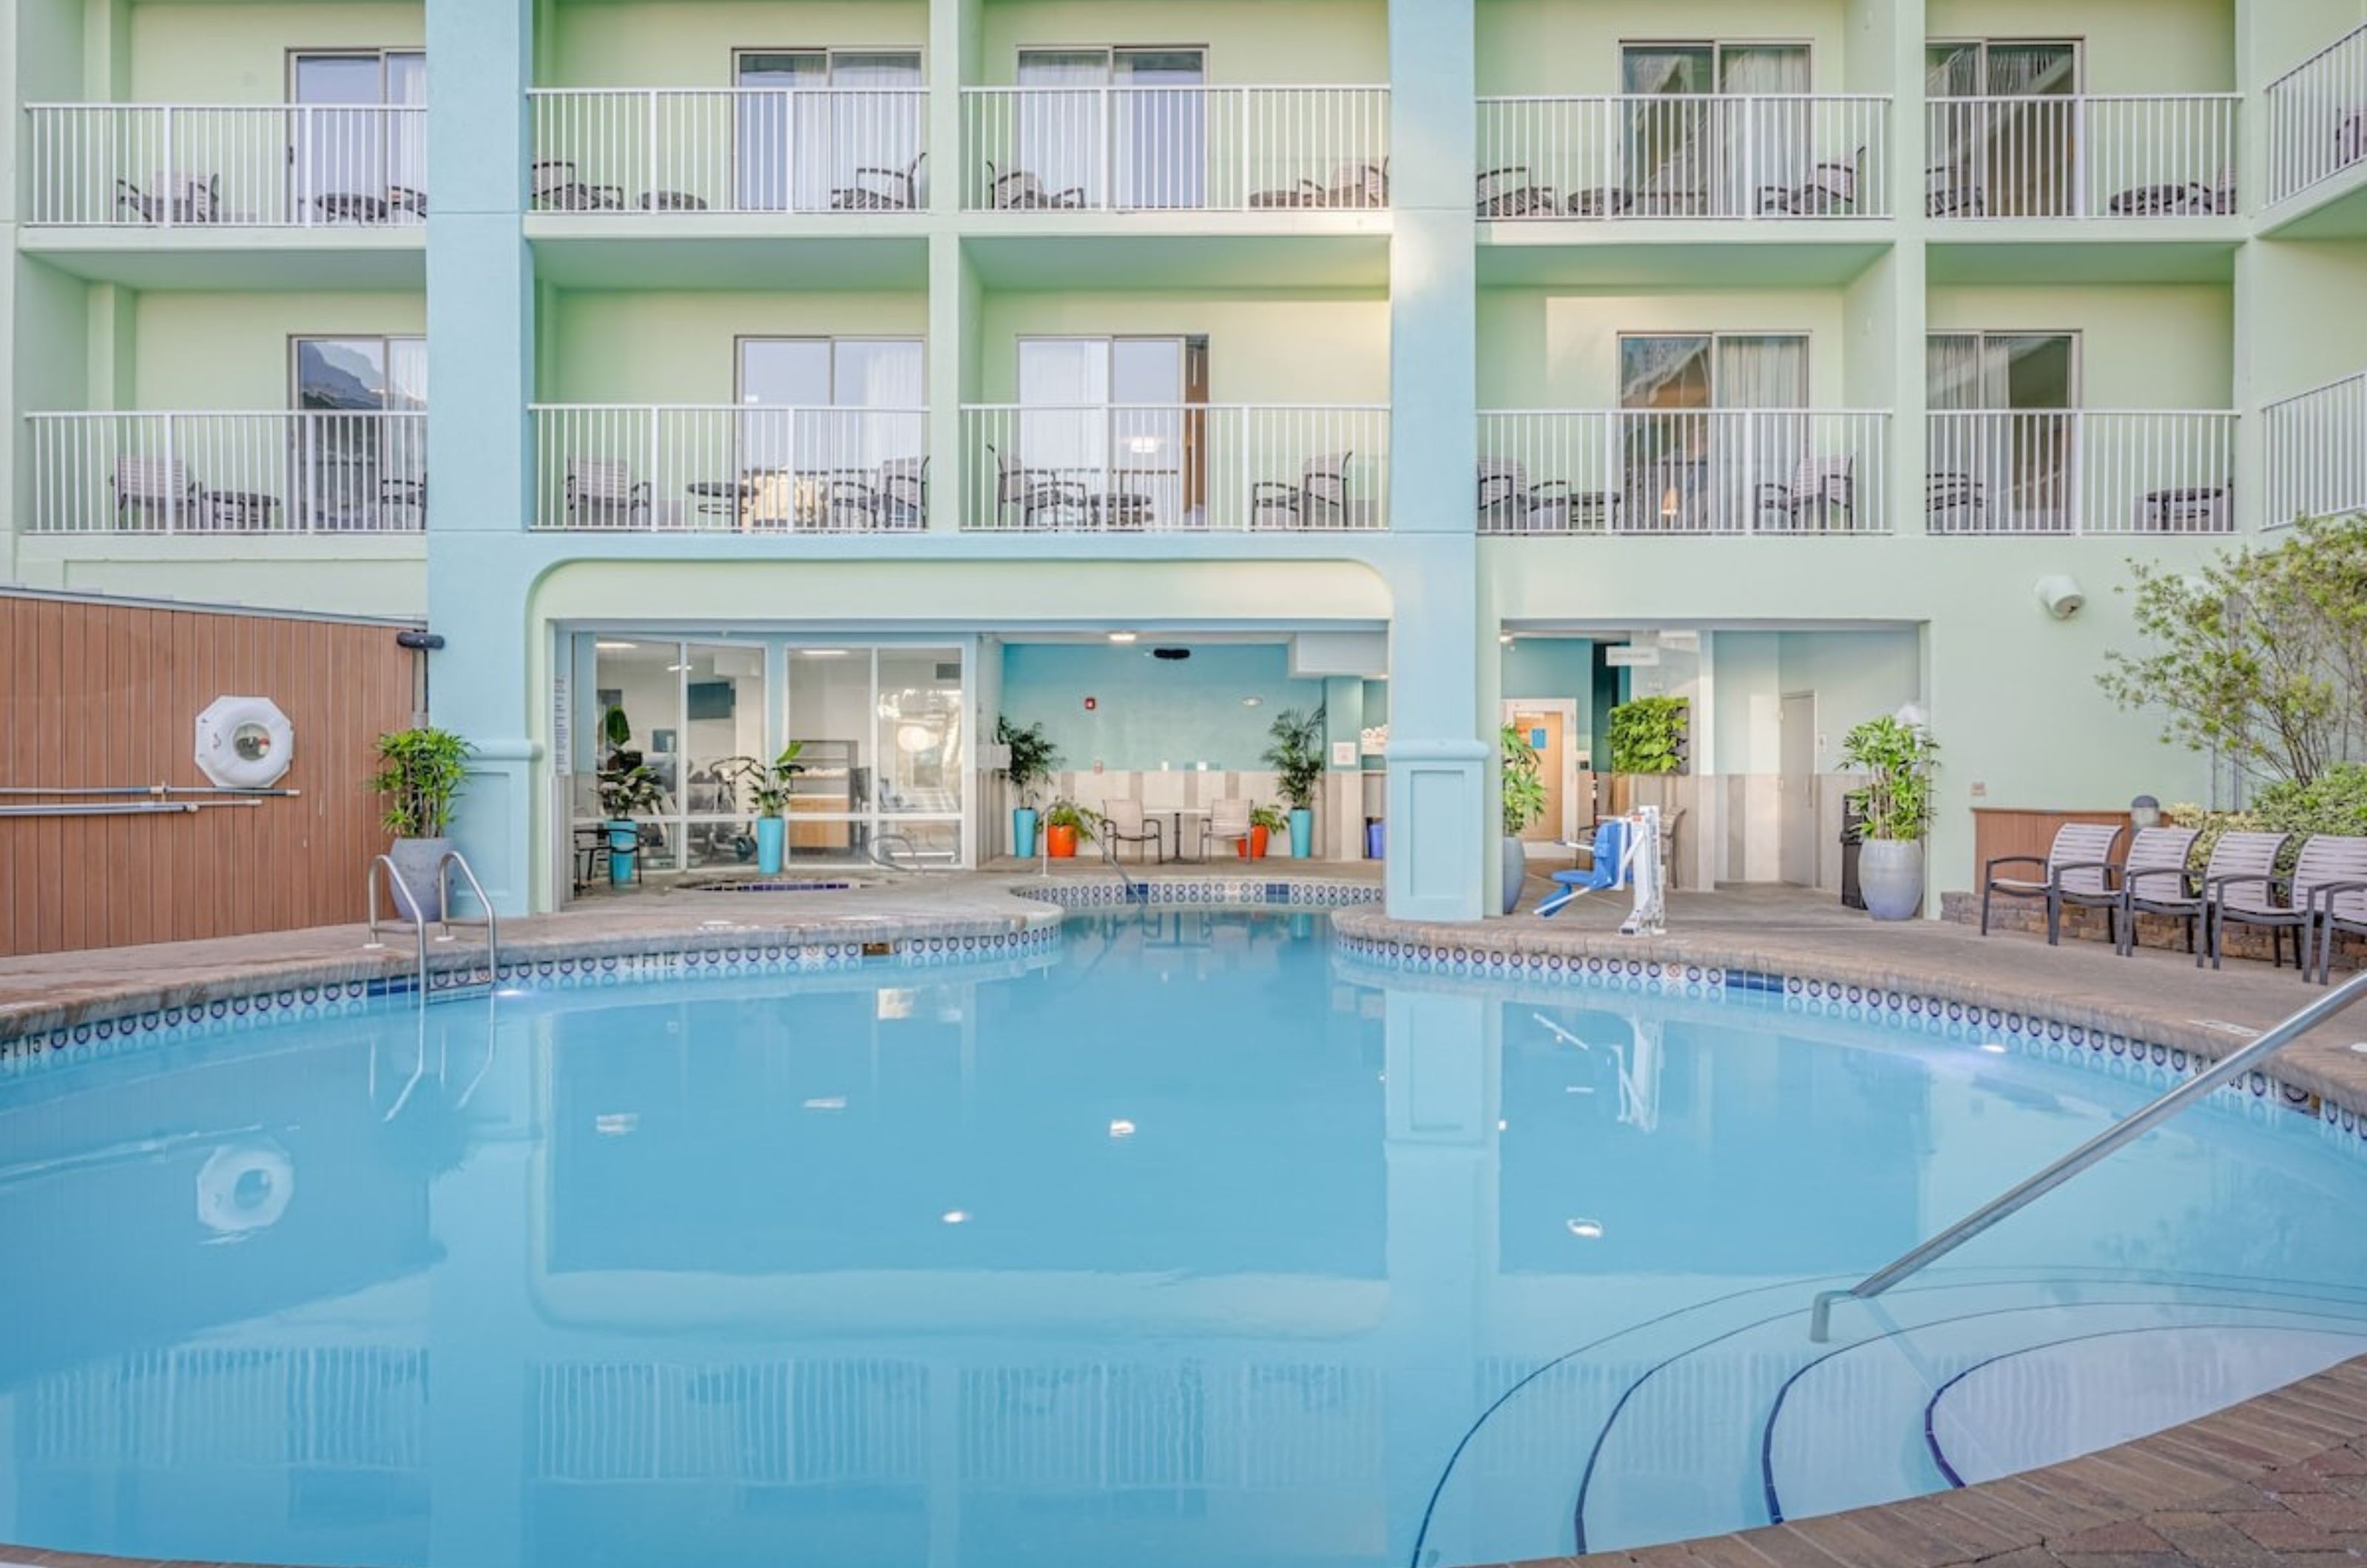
[
  {"xmin": 2111, "ymin": 826, "xmax": 2205, "ymax": 956},
  {"xmin": 2212, "ymin": 833, "xmax": 2367, "ymax": 974},
  {"xmin": 1203, "ymin": 798, "xmax": 1254, "ymax": 859},
  {"xmin": 1979, "ymin": 822, "xmax": 2127, "ymax": 944},
  {"xmin": 564, "ymin": 457, "xmax": 649, "ymax": 528},
  {"xmin": 1104, "ymin": 800, "xmax": 1165, "ymax": 864},
  {"xmin": 1252, "ymin": 453, "xmax": 1351, "ymax": 530}
]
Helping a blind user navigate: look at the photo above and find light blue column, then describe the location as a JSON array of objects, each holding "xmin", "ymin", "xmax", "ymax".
[
  {"xmin": 1383, "ymin": 0, "xmax": 1486, "ymax": 921},
  {"xmin": 425, "ymin": 0, "xmax": 539, "ymax": 913}
]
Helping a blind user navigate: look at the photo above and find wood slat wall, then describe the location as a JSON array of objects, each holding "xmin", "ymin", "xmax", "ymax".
[
  {"xmin": 0, "ymin": 595, "xmax": 417, "ymax": 957},
  {"xmin": 1969, "ymin": 807, "xmax": 2135, "ymax": 890}
]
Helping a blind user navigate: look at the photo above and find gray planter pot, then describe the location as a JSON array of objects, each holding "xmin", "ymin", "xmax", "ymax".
[
  {"xmin": 1859, "ymin": 838, "xmax": 1925, "ymax": 922},
  {"xmin": 1502, "ymin": 835, "xmax": 1530, "ymax": 916},
  {"xmin": 385, "ymin": 837, "xmax": 450, "ymax": 925}
]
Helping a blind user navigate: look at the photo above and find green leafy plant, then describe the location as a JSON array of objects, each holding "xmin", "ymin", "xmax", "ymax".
[
  {"xmin": 1840, "ymin": 714, "xmax": 1939, "ymax": 842},
  {"xmin": 1607, "ymin": 697, "xmax": 1688, "ymax": 776},
  {"xmin": 1249, "ymin": 803, "xmax": 1290, "ymax": 834},
  {"xmin": 995, "ymin": 717, "xmax": 1059, "ymax": 808},
  {"xmin": 719, "ymin": 742, "xmax": 806, "ymax": 817},
  {"xmin": 603, "ymin": 703, "xmax": 632, "ymax": 754},
  {"xmin": 598, "ymin": 759, "xmax": 666, "ymax": 820},
  {"xmin": 367, "ymin": 727, "xmax": 474, "ymax": 839},
  {"xmin": 2100, "ymin": 513, "xmax": 2367, "ymax": 785},
  {"xmin": 1261, "ymin": 706, "xmax": 1328, "ymax": 811},
  {"xmin": 1042, "ymin": 798, "xmax": 1103, "ymax": 842},
  {"xmin": 1499, "ymin": 722, "xmax": 1547, "ymax": 836}
]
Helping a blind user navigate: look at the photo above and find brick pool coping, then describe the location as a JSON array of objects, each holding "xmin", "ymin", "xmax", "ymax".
[{"xmin": 13, "ymin": 874, "xmax": 2367, "ymax": 1567}]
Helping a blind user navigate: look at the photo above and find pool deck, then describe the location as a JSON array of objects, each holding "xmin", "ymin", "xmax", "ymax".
[{"xmin": 12, "ymin": 865, "xmax": 2367, "ymax": 1568}]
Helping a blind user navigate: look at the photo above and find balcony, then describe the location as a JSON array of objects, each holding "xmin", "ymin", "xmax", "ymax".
[
  {"xmin": 959, "ymin": 405, "xmax": 1388, "ymax": 531},
  {"xmin": 1474, "ymin": 410, "xmax": 1891, "ymax": 535},
  {"xmin": 526, "ymin": 89, "xmax": 928, "ymax": 216},
  {"xmin": 1925, "ymin": 96, "xmax": 2239, "ymax": 220},
  {"xmin": 2264, "ymin": 23, "xmax": 2367, "ymax": 212},
  {"xmin": 1925, "ymin": 410, "xmax": 2236, "ymax": 535},
  {"xmin": 1473, "ymin": 95, "xmax": 1892, "ymax": 220},
  {"xmin": 958, "ymin": 87, "xmax": 1390, "ymax": 212},
  {"xmin": 23, "ymin": 104, "xmax": 427, "ymax": 228},
  {"xmin": 529, "ymin": 406, "xmax": 928, "ymax": 531},
  {"xmin": 2263, "ymin": 371, "xmax": 2367, "ymax": 529},
  {"xmin": 25, "ymin": 412, "xmax": 426, "ymax": 535}
]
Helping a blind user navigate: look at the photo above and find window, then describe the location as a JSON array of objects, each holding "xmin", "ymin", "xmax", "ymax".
[
  {"xmin": 291, "ymin": 336, "xmax": 425, "ymax": 532},
  {"xmin": 1928, "ymin": 332, "xmax": 2080, "ymax": 531},
  {"xmin": 735, "ymin": 49, "xmax": 924, "ymax": 212},
  {"xmin": 1016, "ymin": 47, "xmax": 1208, "ymax": 208},
  {"xmin": 1926, "ymin": 41, "xmax": 2080, "ymax": 217},
  {"xmin": 1017, "ymin": 336, "xmax": 1207, "ymax": 527},
  {"xmin": 1619, "ymin": 41, "xmax": 1811, "ymax": 215},
  {"xmin": 1618, "ymin": 334, "xmax": 1809, "ymax": 531},
  {"xmin": 290, "ymin": 51, "xmax": 426, "ymax": 220}
]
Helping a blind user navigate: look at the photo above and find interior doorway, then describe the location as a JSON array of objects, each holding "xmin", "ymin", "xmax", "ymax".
[
  {"xmin": 1779, "ymin": 690, "xmax": 1817, "ymax": 887},
  {"xmin": 1503, "ymin": 698, "xmax": 1582, "ymax": 847}
]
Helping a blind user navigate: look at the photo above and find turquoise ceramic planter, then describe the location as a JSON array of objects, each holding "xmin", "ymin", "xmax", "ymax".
[
  {"xmin": 606, "ymin": 821, "xmax": 638, "ymax": 886},
  {"xmin": 755, "ymin": 816, "xmax": 786, "ymax": 874},
  {"xmin": 1288, "ymin": 808, "xmax": 1314, "ymax": 858},
  {"xmin": 1012, "ymin": 807, "xmax": 1039, "ymax": 859}
]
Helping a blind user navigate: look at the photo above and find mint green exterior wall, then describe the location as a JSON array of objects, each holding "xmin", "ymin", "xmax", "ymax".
[{"xmin": 9, "ymin": 0, "xmax": 2367, "ymax": 927}]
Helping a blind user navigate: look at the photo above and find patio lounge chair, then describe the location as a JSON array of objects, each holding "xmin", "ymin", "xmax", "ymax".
[
  {"xmin": 1103, "ymin": 800, "xmax": 1164, "ymax": 864},
  {"xmin": 1979, "ymin": 821, "xmax": 2127, "ymax": 944},
  {"xmin": 1477, "ymin": 458, "xmax": 1574, "ymax": 533},
  {"xmin": 2307, "ymin": 845, "xmax": 2367, "ymax": 983},
  {"xmin": 2209, "ymin": 832, "xmax": 2367, "ymax": 973},
  {"xmin": 112, "ymin": 456, "xmax": 199, "ymax": 529},
  {"xmin": 564, "ymin": 457, "xmax": 649, "ymax": 528},
  {"xmin": 989, "ymin": 445, "xmax": 1085, "ymax": 529},
  {"xmin": 1203, "ymin": 798, "xmax": 1254, "ymax": 858},
  {"xmin": 116, "ymin": 173, "xmax": 221, "ymax": 225},
  {"xmin": 1926, "ymin": 163, "xmax": 1985, "ymax": 217},
  {"xmin": 986, "ymin": 162, "xmax": 1085, "ymax": 209},
  {"xmin": 1252, "ymin": 453, "xmax": 1351, "ymax": 530},
  {"xmin": 1755, "ymin": 456, "xmax": 1854, "ymax": 532},
  {"xmin": 1477, "ymin": 166, "xmax": 1559, "ymax": 217},
  {"xmin": 832, "ymin": 152, "xmax": 925, "ymax": 212},
  {"xmin": 2110, "ymin": 825, "xmax": 2206, "ymax": 956},
  {"xmin": 1757, "ymin": 146, "xmax": 1865, "ymax": 214}
]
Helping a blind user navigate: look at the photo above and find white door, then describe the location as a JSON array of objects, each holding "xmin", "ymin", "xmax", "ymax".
[{"xmin": 1780, "ymin": 692, "xmax": 1817, "ymax": 886}]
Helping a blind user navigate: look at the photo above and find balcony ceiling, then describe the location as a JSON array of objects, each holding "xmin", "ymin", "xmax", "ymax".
[
  {"xmin": 1477, "ymin": 234, "xmax": 1891, "ymax": 288},
  {"xmin": 527, "ymin": 232, "xmax": 928, "ymax": 289},
  {"xmin": 963, "ymin": 232, "xmax": 1388, "ymax": 291},
  {"xmin": 1925, "ymin": 234, "xmax": 2242, "ymax": 285},
  {"xmin": 2258, "ymin": 175, "xmax": 2367, "ymax": 240},
  {"xmin": 17, "ymin": 231, "xmax": 425, "ymax": 291}
]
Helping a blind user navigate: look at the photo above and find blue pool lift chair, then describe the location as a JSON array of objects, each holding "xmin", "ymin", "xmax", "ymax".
[{"xmin": 1538, "ymin": 817, "xmax": 1630, "ymax": 918}]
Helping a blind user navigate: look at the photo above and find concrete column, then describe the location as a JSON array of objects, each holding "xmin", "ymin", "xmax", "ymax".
[
  {"xmin": 1386, "ymin": 541, "xmax": 1487, "ymax": 921},
  {"xmin": 926, "ymin": 232, "xmax": 966, "ymax": 533},
  {"xmin": 426, "ymin": 0, "xmax": 540, "ymax": 913}
]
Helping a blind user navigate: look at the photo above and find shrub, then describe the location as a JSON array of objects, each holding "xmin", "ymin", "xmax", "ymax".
[{"xmin": 1607, "ymin": 697, "xmax": 1688, "ymax": 776}]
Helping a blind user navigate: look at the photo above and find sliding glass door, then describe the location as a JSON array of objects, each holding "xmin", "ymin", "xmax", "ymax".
[
  {"xmin": 735, "ymin": 50, "xmax": 923, "ymax": 212},
  {"xmin": 1018, "ymin": 337, "xmax": 1196, "ymax": 527},
  {"xmin": 1618, "ymin": 333, "xmax": 1808, "ymax": 530},
  {"xmin": 1016, "ymin": 48, "xmax": 1207, "ymax": 209},
  {"xmin": 1927, "ymin": 40, "xmax": 2079, "ymax": 216},
  {"xmin": 291, "ymin": 50, "xmax": 425, "ymax": 220},
  {"xmin": 737, "ymin": 339, "xmax": 925, "ymax": 527},
  {"xmin": 292, "ymin": 335, "xmax": 425, "ymax": 531},
  {"xmin": 1928, "ymin": 332, "xmax": 2079, "ymax": 530},
  {"xmin": 1621, "ymin": 42, "xmax": 1809, "ymax": 215}
]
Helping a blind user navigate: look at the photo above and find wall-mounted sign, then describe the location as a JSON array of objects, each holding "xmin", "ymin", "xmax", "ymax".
[
  {"xmin": 1658, "ymin": 629, "xmax": 1701, "ymax": 652},
  {"xmin": 1604, "ymin": 646, "xmax": 1661, "ymax": 668},
  {"xmin": 1331, "ymin": 740, "xmax": 1358, "ymax": 768}
]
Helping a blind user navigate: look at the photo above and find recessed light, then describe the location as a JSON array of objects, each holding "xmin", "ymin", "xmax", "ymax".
[
  {"xmin": 803, "ymin": 648, "xmax": 849, "ymax": 658},
  {"xmin": 1496, "ymin": 1118, "xmax": 1508, "ymax": 1132},
  {"xmin": 1108, "ymin": 1119, "xmax": 1137, "ymax": 1138},
  {"xmin": 941, "ymin": 1209, "xmax": 971, "ymax": 1226},
  {"xmin": 1242, "ymin": 696, "xmax": 1263, "ymax": 708},
  {"xmin": 595, "ymin": 1113, "xmax": 638, "ymax": 1136},
  {"xmin": 595, "ymin": 640, "xmax": 635, "ymax": 651},
  {"xmin": 802, "ymin": 1097, "xmax": 848, "ymax": 1111},
  {"xmin": 1499, "ymin": 632, "xmax": 1515, "ymax": 645},
  {"xmin": 1566, "ymin": 1218, "xmax": 1604, "ymax": 1240},
  {"xmin": 1108, "ymin": 631, "xmax": 1138, "ymax": 644}
]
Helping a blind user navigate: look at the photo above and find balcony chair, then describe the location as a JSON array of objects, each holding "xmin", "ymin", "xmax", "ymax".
[
  {"xmin": 1476, "ymin": 166, "xmax": 1559, "ymax": 217},
  {"xmin": 1104, "ymin": 800, "xmax": 1165, "ymax": 864},
  {"xmin": 1476, "ymin": 458, "xmax": 1575, "ymax": 533},
  {"xmin": 2107, "ymin": 825, "xmax": 2206, "ymax": 956},
  {"xmin": 1925, "ymin": 472, "xmax": 1989, "ymax": 533},
  {"xmin": 2339, "ymin": 109, "xmax": 2367, "ymax": 172},
  {"xmin": 564, "ymin": 457, "xmax": 650, "ymax": 528},
  {"xmin": 1926, "ymin": 163, "xmax": 1985, "ymax": 217},
  {"xmin": 530, "ymin": 159, "xmax": 624, "ymax": 211},
  {"xmin": 831, "ymin": 152, "xmax": 925, "ymax": 211},
  {"xmin": 111, "ymin": 456, "xmax": 200, "ymax": 530},
  {"xmin": 2209, "ymin": 832, "xmax": 2367, "ymax": 974},
  {"xmin": 1203, "ymin": 798, "xmax": 1255, "ymax": 859},
  {"xmin": 637, "ymin": 189, "xmax": 709, "ymax": 212},
  {"xmin": 1249, "ymin": 176, "xmax": 1326, "ymax": 208},
  {"xmin": 1564, "ymin": 186, "xmax": 1637, "ymax": 217},
  {"xmin": 828, "ymin": 456, "xmax": 928, "ymax": 531},
  {"xmin": 115, "ymin": 172, "xmax": 221, "ymax": 225},
  {"xmin": 2139, "ymin": 484, "xmax": 2231, "ymax": 533},
  {"xmin": 1757, "ymin": 146, "xmax": 1865, "ymax": 214},
  {"xmin": 1252, "ymin": 453, "xmax": 1352, "ymax": 530},
  {"xmin": 1756, "ymin": 456, "xmax": 1855, "ymax": 532},
  {"xmin": 378, "ymin": 473, "xmax": 428, "ymax": 530},
  {"xmin": 1314, "ymin": 160, "xmax": 1388, "ymax": 209},
  {"xmin": 1979, "ymin": 821, "xmax": 2127, "ymax": 944},
  {"xmin": 2307, "ymin": 847, "xmax": 2367, "ymax": 984},
  {"xmin": 387, "ymin": 185, "xmax": 428, "ymax": 219},
  {"xmin": 985, "ymin": 161, "xmax": 1085, "ymax": 209},
  {"xmin": 989, "ymin": 445, "xmax": 1086, "ymax": 529}
]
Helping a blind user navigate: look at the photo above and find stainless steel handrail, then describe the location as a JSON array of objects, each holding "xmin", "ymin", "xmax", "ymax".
[
  {"xmin": 436, "ymin": 849, "xmax": 501, "ymax": 983},
  {"xmin": 1811, "ymin": 967, "xmax": 2367, "ymax": 1341},
  {"xmin": 365, "ymin": 853, "xmax": 430, "ymax": 1000}
]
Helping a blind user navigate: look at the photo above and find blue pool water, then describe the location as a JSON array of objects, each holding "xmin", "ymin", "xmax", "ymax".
[{"xmin": 7, "ymin": 910, "xmax": 2367, "ymax": 1568}]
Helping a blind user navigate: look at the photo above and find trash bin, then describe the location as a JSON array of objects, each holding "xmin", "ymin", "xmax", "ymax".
[
  {"xmin": 1840, "ymin": 795, "xmax": 1865, "ymax": 910},
  {"xmin": 1366, "ymin": 820, "xmax": 1385, "ymax": 859}
]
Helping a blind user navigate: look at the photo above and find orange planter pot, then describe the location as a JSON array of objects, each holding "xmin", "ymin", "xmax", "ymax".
[
  {"xmin": 1046, "ymin": 824, "xmax": 1079, "ymax": 858},
  {"xmin": 1235, "ymin": 825, "xmax": 1270, "ymax": 859}
]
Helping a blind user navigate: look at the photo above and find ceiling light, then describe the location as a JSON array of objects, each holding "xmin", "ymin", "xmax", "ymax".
[
  {"xmin": 1499, "ymin": 632, "xmax": 1515, "ymax": 645},
  {"xmin": 1108, "ymin": 631, "xmax": 1138, "ymax": 644},
  {"xmin": 595, "ymin": 1113, "xmax": 638, "ymax": 1136},
  {"xmin": 803, "ymin": 648, "xmax": 850, "ymax": 658},
  {"xmin": 1108, "ymin": 1119, "xmax": 1137, "ymax": 1139},
  {"xmin": 595, "ymin": 640, "xmax": 635, "ymax": 651},
  {"xmin": 1242, "ymin": 696, "xmax": 1263, "ymax": 708},
  {"xmin": 801, "ymin": 1097, "xmax": 847, "ymax": 1111},
  {"xmin": 941, "ymin": 1209, "xmax": 971, "ymax": 1226},
  {"xmin": 1565, "ymin": 1218, "xmax": 1604, "ymax": 1240}
]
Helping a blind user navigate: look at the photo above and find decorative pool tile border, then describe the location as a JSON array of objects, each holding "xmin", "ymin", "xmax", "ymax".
[
  {"xmin": 1333, "ymin": 929, "xmax": 1740, "ymax": 998},
  {"xmin": 1014, "ymin": 876, "xmax": 1383, "ymax": 910},
  {"xmin": 0, "ymin": 925, "xmax": 1061, "ymax": 1068}
]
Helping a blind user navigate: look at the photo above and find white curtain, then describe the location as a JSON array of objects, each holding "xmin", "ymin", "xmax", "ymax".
[
  {"xmin": 1017, "ymin": 50, "xmax": 1110, "ymax": 204},
  {"xmin": 825, "ymin": 52, "xmax": 922, "ymax": 207},
  {"xmin": 1019, "ymin": 339, "xmax": 1111, "ymax": 484},
  {"xmin": 1718, "ymin": 334, "xmax": 1810, "ymax": 507},
  {"xmin": 1721, "ymin": 47, "xmax": 1811, "ymax": 212}
]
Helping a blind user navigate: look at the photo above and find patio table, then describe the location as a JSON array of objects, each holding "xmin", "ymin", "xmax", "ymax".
[{"xmin": 1166, "ymin": 806, "xmax": 1210, "ymax": 863}]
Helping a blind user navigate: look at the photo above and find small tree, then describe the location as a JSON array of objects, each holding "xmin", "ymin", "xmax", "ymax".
[
  {"xmin": 994, "ymin": 717, "xmax": 1058, "ymax": 808},
  {"xmin": 1840, "ymin": 714, "xmax": 1939, "ymax": 843},
  {"xmin": 367, "ymin": 728, "xmax": 473, "ymax": 839},
  {"xmin": 1499, "ymin": 723, "xmax": 1547, "ymax": 836},
  {"xmin": 719, "ymin": 743, "xmax": 806, "ymax": 817},
  {"xmin": 1261, "ymin": 706, "xmax": 1327, "ymax": 811},
  {"xmin": 2098, "ymin": 513, "xmax": 2367, "ymax": 786}
]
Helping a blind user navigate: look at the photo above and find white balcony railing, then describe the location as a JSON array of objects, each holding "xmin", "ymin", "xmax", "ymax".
[
  {"xmin": 2263, "ymin": 371, "xmax": 2367, "ymax": 528},
  {"xmin": 2266, "ymin": 23, "xmax": 2367, "ymax": 207},
  {"xmin": 961, "ymin": 404, "xmax": 1388, "ymax": 531},
  {"xmin": 960, "ymin": 87, "xmax": 1390, "ymax": 212},
  {"xmin": 26, "ymin": 411, "xmax": 425, "ymax": 534},
  {"xmin": 1474, "ymin": 95, "xmax": 1892, "ymax": 219},
  {"xmin": 1925, "ymin": 95, "xmax": 2239, "ymax": 219},
  {"xmin": 527, "ymin": 89, "xmax": 926, "ymax": 214},
  {"xmin": 23, "ymin": 104, "xmax": 427, "ymax": 226},
  {"xmin": 1926, "ymin": 410, "xmax": 2237, "ymax": 535},
  {"xmin": 530, "ymin": 406, "xmax": 928, "ymax": 530},
  {"xmin": 1475, "ymin": 410, "xmax": 1891, "ymax": 535}
]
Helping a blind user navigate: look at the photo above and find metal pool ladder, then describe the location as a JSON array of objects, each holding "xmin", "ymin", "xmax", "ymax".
[
  {"xmin": 1811, "ymin": 967, "xmax": 2367, "ymax": 1342},
  {"xmin": 366, "ymin": 850, "xmax": 501, "ymax": 998}
]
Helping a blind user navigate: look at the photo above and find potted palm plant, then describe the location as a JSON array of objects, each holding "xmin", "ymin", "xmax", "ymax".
[
  {"xmin": 1262, "ymin": 706, "xmax": 1326, "ymax": 859},
  {"xmin": 1499, "ymin": 722, "xmax": 1547, "ymax": 915},
  {"xmin": 368, "ymin": 726, "xmax": 474, "ymax": 922},
  {"xmin": 1041, "ymin": 798, "xmax": 1102, "ymax": 859},
  {"xmin": 996, "ymin": 717, "xmax": 1058, "ymax": 859},
  {"xmin": 720, "ymin": 742, "xmax": 806, "ymax": 875},
  {"xmin": 1243, "ymin": 804, "xmax": 1288, "ymax": 859},
  {"xmin": 597, "ymin": 705, "xmax": 666, "ymax": 886},
  {"xmin": 1840, "ymin": 712, "xmax": 1939, "ymax": 922}
]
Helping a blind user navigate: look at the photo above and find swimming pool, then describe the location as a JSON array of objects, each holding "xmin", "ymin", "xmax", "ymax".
[{"xmin": 6, "ymin": 908, "xmax": 2367, "ymax": 1568}]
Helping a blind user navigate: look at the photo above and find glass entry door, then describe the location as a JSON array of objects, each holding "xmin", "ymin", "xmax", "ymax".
[
  {"xmin": 735, "ymin": 50, "xmax": 923, "ymax": 212},
  {"xmin": 292, "ymin": 335, "xmax": 425, "ymax": 531},
  {"xmin": 291, "ymin": 51, "xmax": 425, "ymax": 222},
  {"xmin": 1926, "ymin": 40, "xmax": 2079, "ymax": 216}
]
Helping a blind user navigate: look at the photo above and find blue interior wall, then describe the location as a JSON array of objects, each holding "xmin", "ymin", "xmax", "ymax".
[
  {"xmin": 997, "ymin": 643, "xmax": 1328, "ymax": 771},
  {"xmin": 1501, "ymin": 637, "xmax": 1597, "ymax": 760}
]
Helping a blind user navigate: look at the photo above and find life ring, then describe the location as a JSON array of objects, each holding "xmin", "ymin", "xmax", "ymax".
[
  {"xmin": 194, "ymin": 696, "xmax": 294, "ymax": 789},
  {"xmin": 196, "ymin": 1141, "xmax": 295, "ymax": 1234}
]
